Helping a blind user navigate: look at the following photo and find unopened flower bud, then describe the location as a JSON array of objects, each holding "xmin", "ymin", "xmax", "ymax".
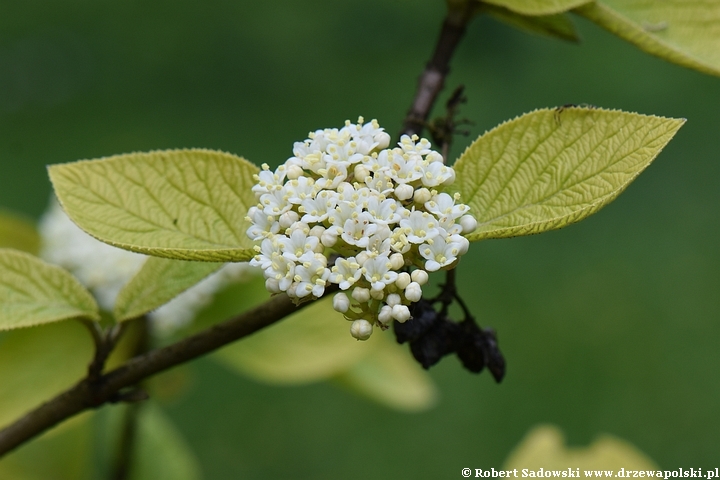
[
  {"xmin": 374, "ymin": 131, "xmax": 391, "ymax": 150},
  {"xmin": 354, "ymin": 164, "xmax": 370, "ymax": 182},
  {"xmin": 333, "ymin": 292, "xmax": 350, "ymax": 313},
  {"xmin": 352, "ymin": 287, "xmax": 370, "ymax": 303},
  {"xmin": 370, "ymin": 288, "xmax": 385, "ymax": 300},
  {"xmin": 411, "ymin": 269, "xmax": 429, "ymax": 285},
  {"xmin": 265, "ymin": 278, "xmax": 281, "ymax": 294},
  {"xmin": 378, "ymin": 305, "xmax": 393, "ymax": 326},
  {"xmin": 286, "ymin": 164, "xmax": 304, "ymax": 180},
  {"xmin": 392, "ymin": 304, "xmax": 411, "ymax": 323},
  {"xmin": 459, "ymin": 214, "xmax": 477, "ymax": 234},
  {"xmin": 356, "ymin": 251, "xmax": 369, "ymax": 265},
  {"xmin": 389, "ymin": 253, "xmax": 404, "ymax": 270},
  {"xmin": 459, "ymin": 237, "xmax": 470, "ymax": 256},
  {"xmin": 394, "ymin": 184, "xmax": 414, "ymax": 201},
  {"xmin": 395, "ymin": 272, "xmax": 411, "ymax": 290},
  {"xmin": 413, "ymin": 188, "xmax": 432, "ymax": 204},
  {"xmin": 386, "ymin": 293, "xmax": 401, "ymax": 307},
  {"xmin": 404, "ymin": 282, "xmax": 422, "ymax": 302},
  {"xmin": 309, "ymin": 225, "xmax": 326, "ymax": 238},
  {"xmin": 321, "ymin": 230, "xmax": 338, "ymax": 247},
  {"xmin": 350, "ymin": 319, "xmax": 373, "ymax": 340},
  {"xmin": 279, "ymin": 210, "xmax": 299, "ymax": 229}
]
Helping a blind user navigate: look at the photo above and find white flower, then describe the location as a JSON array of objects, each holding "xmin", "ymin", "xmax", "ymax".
[
  {"xmin": 285, "ymin": 176, "xmax": 317, "ymax": 204},
  {"xmin": 281, "ymin": 229, "xmax": 320, "ymax": 262},
  {"xmin": 299, "ymin": 190, "xmax": 337, "ymax": 223},
  {"xmin": 252, "ymin": 164, "xmax": 287, "ymax": 196},
  {"xmin": 259, "ymin": 188, "xmax": 293, "ymax": 216},
  {"xmin": 419, "ymin": 237, "xmax": 462, "ymax": 272},
  {"xmin": 293, "ymin": 252, "xmax": 330, "ymax": 298},
  {"xmin": 425, "ymin": 192, "xmax": 469, "ymax": 219},
  {"xmin": 329, "ymin": 257, "xmax": 363, "ymax": 290},
  {"xmin": 400, "ymin": 210, "xmax": 440, "ymax": 244},
  {"xmin": 362, "ymin": 254, "xmax": 398, "ymax": 292},
  {"xmin": 245, "ymin": 118, "xmax": 475, "ymax": 337},
  {"xmin": 341, "ymin": 212, "xmax": 378, "ymax": 248},
  {"xmin": 245, "ymin": 206, "xmax": 279, "ymax": 241}
]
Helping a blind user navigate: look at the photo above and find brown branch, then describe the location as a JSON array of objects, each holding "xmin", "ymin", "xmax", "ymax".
[
  {"xmin": 0, "ymin": 292, "xmax": 312, "ymax": 458},
  {"xmin": 400, "ymin": 1, "xmax": 475, "ymax": 138}
]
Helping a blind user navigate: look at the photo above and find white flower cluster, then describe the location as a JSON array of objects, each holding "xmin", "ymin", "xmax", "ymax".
[
  {"xmin": 247, "ymin": 117, "xmax": 477, "ymax": 340},
  {"xmin": 39, "ymin": 200, "xmax": 256, "ymax": 335}
]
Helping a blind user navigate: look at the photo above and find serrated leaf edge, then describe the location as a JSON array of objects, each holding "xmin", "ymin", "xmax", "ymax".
[
  {"xmin": 454, "ymin": 107, "xmax": 686, "ymax": 240},
  {"xmin": 47, "ymin": 148, "xmax": 259, "ymax": 263},
  {"xmin": 0, "ymin": 248, "xmax": 101, "ymax": 331}
]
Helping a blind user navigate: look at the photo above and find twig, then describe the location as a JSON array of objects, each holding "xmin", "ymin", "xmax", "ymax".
[
  {"xmin": 87, "ymin": 323, "xmax": 127, "ymax": 381},
  {"xmin": 400, "ymin": 1, "xmax": 475, "ymax": 138},
  {"xmin": 0, "ymin": 292, "xmax": 314, "ymax": 457}
]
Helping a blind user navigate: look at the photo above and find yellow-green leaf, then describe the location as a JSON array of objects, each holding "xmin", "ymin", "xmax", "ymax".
[
  {"xmin": 334, "ymin": 335, "xmax": 438, "ymax": 412},
  {"xmin": 186, "ymin": 276, "xmax": 377, "ymax": 384},
  {"xmin": 129, "ymin": 405, "xmax": 202, "ymax": 480},
  {"xmin": 482, "ymin": 0, "xmax": 591, "ymax": 16},
  {"xmin": 0, "ymin": 413, "xmax": 93, "ymax": 480},
  {"xmin": 0, "ymin": 208, "xmax": 41, "ymax": 255},
  {"xmin": 503, "ymin": 424, "xmax": 659, "ymax": 469},
  {"xmin": 453, "ymin": 107, "xmax": 684, "ymax": 241},
  {"xmin": 0, "ymin": 320, "xmax": 93, "ymax": 428},
  {"xmin": 48, "ymin": 149, "xmax": 259, "ymax": 262},
  {"xmin": 114, "ymin": 257, "xmax": 222, "ymax": 322},
  {"xmin": 577, "ymin": 1, "xmax": 720, "ymax": 77},
  {"xmin": 486, "ymin": 6, "xmax": 580, "ymax": 43},
  {"xmin": 0, "ymin": 249, "xmax": 100, "ymax": 330},
  {"xmin": 215, "ymin": 295, "xmax": 378, "ymax": 384}
]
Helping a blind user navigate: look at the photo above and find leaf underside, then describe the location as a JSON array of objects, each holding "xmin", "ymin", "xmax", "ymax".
[
  {"xmin": 48, "ymin": 149, "xmax": 259, "ymax": 263},
  {"xmin": 486, "ymin": 5, "xmax": 580, "ymax": 43},
  {"xmin": 453, "ymin": 107, "xmax": 684, "ymax": 241},
  {"xmin": 0, "ymin": 249, "xmax": 100, "ymax": 331},
  {"xmin": 483, "ymin": 0, "xmax": 591, "ymax": 16},
  {"xmin": 577, "ymin": 0, "xmax": 720, "ymax": 77},
  {"xmin": 114, "ymin": 256, "xmax": 223, "ymax": 322},
  {"xmin": 334, "ymin": 334, "xmax": 438, "ymax": 412}
]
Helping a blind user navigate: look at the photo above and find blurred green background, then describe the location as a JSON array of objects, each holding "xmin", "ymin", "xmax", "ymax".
[{"xmin": 1, "ymin": 0, "xmax": 719, "ymax": 477}]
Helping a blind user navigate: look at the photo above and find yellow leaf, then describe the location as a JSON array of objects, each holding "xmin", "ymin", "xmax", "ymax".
[
  {"xmin": 214, "ymin": 296, "xmax": 378, "ymax": 384},
  {"xmin": 504, "ymin": 425, "xmax": 659, "ymax": 470},
  {"xmin": 114, "ymin": 257, "xmax": 222, "ymax": 322},
  {"xmin": 453, "ymin": 107, "xmax": 684, "ymax": 241},
  {"xmin": 48, "ymin": 149, "xmax": 258, "ymax": 262},
  {"xmin": 0, "ymin": 249, "xmax": 100, "ymax": 330},
  {"xmin": 334, "ymin": 334, "xmax": 438, "ymax": 412},
  {"xmin": 483, "ymin": 0, "xmax": 591, "ymax": 16},
  {"xmin": 577, "ymin": 1, "xmax": 720, "ymax": 77}
]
